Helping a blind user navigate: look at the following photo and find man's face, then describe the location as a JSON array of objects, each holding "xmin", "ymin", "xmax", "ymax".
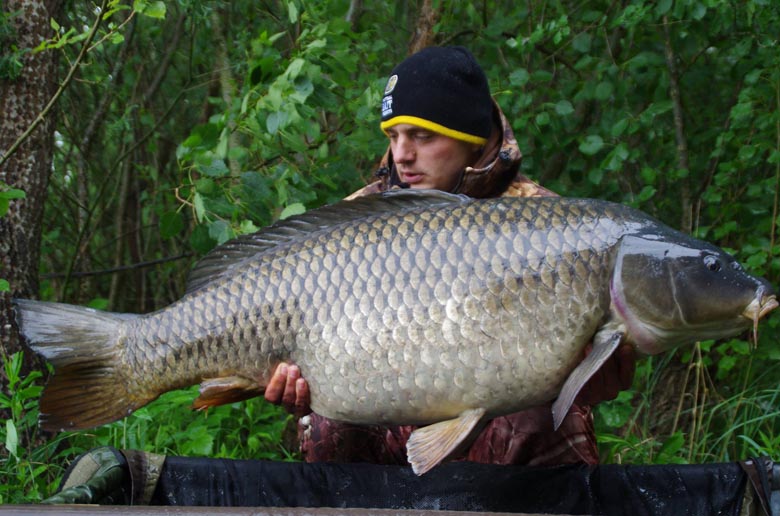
[{"xmin": 386, "ymin": 124, "xmax": 481, "ymax": 192}]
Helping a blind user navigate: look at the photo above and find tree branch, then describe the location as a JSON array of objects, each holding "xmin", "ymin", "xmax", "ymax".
[
  {"xmin": 43, "ymin": 253, "xmax": 193, "ymax": 280},
  {"xmin": 662, "ymin": 15, "xmax": 692, "ymax": 233},
  {"xmin": 345, "ymin": 0, "xmax": 363, "ymax": 31}
]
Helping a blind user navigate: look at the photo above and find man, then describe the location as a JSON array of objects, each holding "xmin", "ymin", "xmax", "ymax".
[{"xmin": 266, "ymin": 46, "xmax": 635, "ymax": 465}]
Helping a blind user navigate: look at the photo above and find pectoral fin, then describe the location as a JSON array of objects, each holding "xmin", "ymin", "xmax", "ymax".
[
  {"xmin": 551, "ymin": 330, "xmax": 624, "ymax": 430},
  {"xmin": 193, "ymin": 376, "xmax": 263, "ymax": 410},
  {"xmin": 406, "ymin": 407, "xmax": 487, "ymax": 476}
]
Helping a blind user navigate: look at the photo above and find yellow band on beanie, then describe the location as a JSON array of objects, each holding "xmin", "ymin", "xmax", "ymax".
[{"xmin": 381, "ymin": 116, "xmax": 488, "ymax": 145}]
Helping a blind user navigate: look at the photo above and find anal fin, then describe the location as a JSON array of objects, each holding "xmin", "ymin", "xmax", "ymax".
[
  {"xmin": 193, "ymin": 376, "xmax": 263, "ymax": 410},
  {"xmin": 406, "ymin": 407, "xmax": 487, "ymax": 475}
]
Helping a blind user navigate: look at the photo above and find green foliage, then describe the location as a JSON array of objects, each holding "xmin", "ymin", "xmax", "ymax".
[
  {"xmin": 596, "ymin": 343, "xmax": 780, "ymax": 464},
  {"xmin": 33, "ymin": 1, "xmax": 133, "ymax": 54},
  {"xmin": 0, "ymin": 352, "xmax": 70, "ymax": 503},
  {"xmin": 176, "ymin": 3, "xmax": 384, "ymax": 247},
  {"xmin": 65, "ymin": 387, "xmax": 295, "ymax": 461},
  {"xmin": 0, "ymin": 352, "xmax": 293, "ymax": 503},
  {"xmin": 0, "ymin": 9, "xmax": 25, "ymax": 80}
]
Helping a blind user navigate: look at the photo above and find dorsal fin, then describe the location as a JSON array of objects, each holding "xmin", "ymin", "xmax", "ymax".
[{"xmin": 185, "ymin": 190, "xmax": 471, "ymax": 294}]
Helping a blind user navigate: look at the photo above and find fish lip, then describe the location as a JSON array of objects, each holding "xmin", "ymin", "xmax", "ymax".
[{"xmin": 742, "ymin": 290, "xmax": 779, "ymax": 322}]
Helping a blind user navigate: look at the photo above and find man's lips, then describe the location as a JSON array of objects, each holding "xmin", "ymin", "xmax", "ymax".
[{"xmin": 400, "ymin": 172, "xmax": 424, "ymax": 184}]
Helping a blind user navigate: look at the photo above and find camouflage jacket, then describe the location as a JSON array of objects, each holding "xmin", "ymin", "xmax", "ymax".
[{"xmin": 299, "ymin": 102, "xmax": 598, "ymax": 467}]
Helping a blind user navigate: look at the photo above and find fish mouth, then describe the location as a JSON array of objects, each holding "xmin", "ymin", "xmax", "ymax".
[
  {"xmin": 743, "ymin": 292, "xmax": 779, "ymax": 322},
  {"xmin": 743, "ymin": 288, "xmax": 778, "ymax": 342}
]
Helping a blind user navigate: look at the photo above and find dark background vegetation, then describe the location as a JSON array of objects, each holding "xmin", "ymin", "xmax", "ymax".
[{"xmin": 1, "ymin": 0, "xmax": 780, "ymax": 502}]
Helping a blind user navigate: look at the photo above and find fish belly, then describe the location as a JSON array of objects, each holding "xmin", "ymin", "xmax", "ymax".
[{"xmin": 276, "ymin": 202, "xmax": 617, "ymax": 425}]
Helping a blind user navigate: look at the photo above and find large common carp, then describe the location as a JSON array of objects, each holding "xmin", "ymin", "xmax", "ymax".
[{"xmin": 15, "ymin": 191, "xmax": 778, "ymax": 474}]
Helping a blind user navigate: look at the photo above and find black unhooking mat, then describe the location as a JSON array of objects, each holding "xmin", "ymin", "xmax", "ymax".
[{"xmin": 44, "ymin": 446, "xmax": 777, "ymax": 515}]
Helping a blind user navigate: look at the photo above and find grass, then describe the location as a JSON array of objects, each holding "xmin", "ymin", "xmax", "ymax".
[{"xmin": 595, "ymin": 335, "xmax": 780, "ymax": 465}]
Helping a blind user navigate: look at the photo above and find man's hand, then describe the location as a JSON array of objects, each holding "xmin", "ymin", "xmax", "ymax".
[
  {"xmin": 264, "ymin": 362, "xmax": 312, "ymax": 417},
  {"xmin": 575, "ymin": 342, "xmax": 636, "ymax": 406}
]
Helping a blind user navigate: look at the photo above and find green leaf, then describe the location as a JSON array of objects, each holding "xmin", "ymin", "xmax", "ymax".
[
  {"xmin": 595, "ymin": 81, "xmax": 614, "ymax": 101},
  {"xmin": 588, "ymin": 168, "xmax": 604, "ymax": 185},
  {"xmin": 509, "ymin": 69, "xmax": 530, "ymax": 87},
  {"xmin": 266, "ymin": 111, "xmax": 288, "ymax": 134},
  {"xmin": 239, "ymin": 219, "xmax": 260, "ymax": 235},
  {"xmin": 716, "ymin": 355, "xmax": 737, "ymax": 379},
  {"xmin": 193, "ymin": 192, "xmax": 206, "ymax": 222},
  {"xmin": 134, "ymin": 0, "xmax": 166, "ymax": 19},
  {"xmin": 640, "ymin": 167, "xmax": 657, "ymax": 184},
  {"xmin": 190, "ymin": 225, "xmax": 215, "ymax": 254},
  {"xmin": 638, "ymin": 185, "xmax": 656, "ymax": 202},
  {"xmin": 195, "ymin": 178, "xmax": 216, "ymax": 195},
  {"xmin": 643, "ymin": 101, "xmax": 673, "ymax": 118},
  {"xmin": 579, "ymin": 135, "xmax": 604, "ymax": 155},
  {"xmin": 87, "ymin": 298, "xmax": 109, "ymax": 310},
  {"xmin": 181, "ymin": 425, "xmax": 214, "ymax": 456},
  {"xmin": 603, "ymin": 143, "xmax": 629, "ymax": 171},
  {"xmin": 0, "ymin": 279, "xmax": 9, "ymax": 292},
  {"xmin": 691, "ymin": 3, "xmax": 707, "ymax": 20},
  {"xmin": 5, "ymin": 420, "xmax": 18, "ymax": 458},
  {"xmin": 286, "ymin": 58, "xmax": 305, "ymax": 79},
  {"xmin": 160, "ymin": 211, "xmax": 184, "ymax": 240},
  {"xmin": 530, "ymin": 70, "xmax": 554, "ymax": 83},
  {"xmin": 655, "ymin": 0, "xmax": 673, "ymax": 17},
  {"xmin": 746, "ymin": 251, "xmax": 768, "ymax": 269},
  {"xmin": 287, "ymin": 1, "xmax": 299, "ymax": 24},
  {"xmin": 657, "ymin": 431, "xmax": 684, "ymax": 459},
  {"xmin": 611, "ymin": 118, "xmax": 629, "ymax": 137},
  {"xmin": 0, "ymin": 188, "xmax": 24, "ymax": 217},
  {"xmin": 596, "ymin": 391, "xmax": 634, "ymax": 428},
  {"xmin": 572, "ymin": 33, "xmax": 591, "ymax": 53},
  {"xmin": 199, "ymin": 159, "xmax": 229, "ymax": 178},
  {"xmin": 0, "ymin": 188, "xmax": 26, "ymax": 200},
  {"xmin": 208, "ymin": 220, "xmax": 234, "ymax": 245},
  {"xmin": 554, "ymin": 100, "xmax": 574, "ymax": 116},
  {"xmin": 535, "ymin": 112, "xmax": 550, "ymax": 126},
  {"xmin": 279, "ymin": 202, "xmax": 306, "ymax": 220}
]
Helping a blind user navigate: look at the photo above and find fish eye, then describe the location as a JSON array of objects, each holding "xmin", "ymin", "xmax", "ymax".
[{"xmin": 704, "ymin": 255, "xmax": 722, "ymax": 272}]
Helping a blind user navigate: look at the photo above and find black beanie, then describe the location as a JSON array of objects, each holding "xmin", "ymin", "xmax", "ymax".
[{"xmin": 380, "ymin": 46, "xmax": 493, "ymax": 145}]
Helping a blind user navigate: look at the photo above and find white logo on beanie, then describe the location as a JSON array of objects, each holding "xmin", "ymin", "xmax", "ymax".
[{"xmin": 382, "ymin": 96, "xmax": 393, "ymax": 117}]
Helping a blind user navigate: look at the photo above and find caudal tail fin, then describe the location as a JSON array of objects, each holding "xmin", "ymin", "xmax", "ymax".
[{"xmin": 13, "ymin": 299, "xmax": 144, "ymax": 432}]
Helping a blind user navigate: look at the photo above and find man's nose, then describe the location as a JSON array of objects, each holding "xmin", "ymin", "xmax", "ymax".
[{"xmin": 393, "ymin": 135, "xmax": 415, "ymax": 163}]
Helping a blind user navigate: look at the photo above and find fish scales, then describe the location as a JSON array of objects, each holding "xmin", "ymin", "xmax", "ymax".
[
  {"xmin": 15, "ymin": 191, "xmax": 777, "ymax": 474},
  {"xmin": 114, "ymin": 197, "xmax": 617, "ymax": 424}
]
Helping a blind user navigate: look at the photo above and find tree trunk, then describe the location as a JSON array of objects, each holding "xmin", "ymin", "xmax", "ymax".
[
  {"xmin": 0, "ymin": 0, "xmax": 63, "ymax": 368},
  {"xmin": 408, "ymin": 0, "xmax": 439, "ymax": 54}
]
